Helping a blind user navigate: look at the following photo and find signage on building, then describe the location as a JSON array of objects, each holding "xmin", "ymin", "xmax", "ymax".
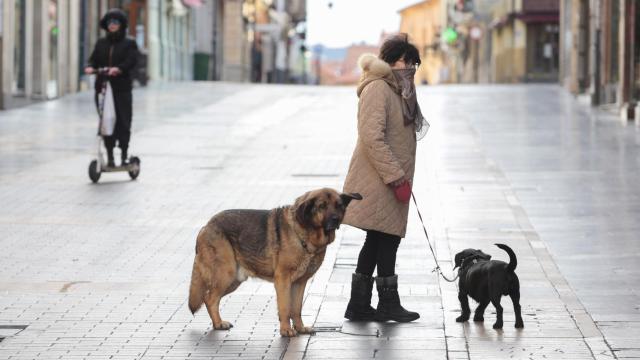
[{"xmin": 182, "ymin": 0, "xmax": 203, "ymax": 7}]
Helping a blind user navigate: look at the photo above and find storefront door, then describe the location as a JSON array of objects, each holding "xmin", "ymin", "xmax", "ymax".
[
  {"xmin": 13, "ymin": 0, "xmax": 27, "ymax": 96},
  {"xmin": 47, "ymin": 0, "xmax": 59, "ymax": 98}
]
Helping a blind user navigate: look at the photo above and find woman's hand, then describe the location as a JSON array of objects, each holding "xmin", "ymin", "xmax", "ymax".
[
  {"xmin": 84, "ymin": 67, "xmax": 95, "ymax": 75},
  {"xmin": 108, "ymin": 67, "xmax": 122, "ymax": 76},
  {"xmin": 390, "ymin": 177, "xmax": 412, "ymax": 203}
]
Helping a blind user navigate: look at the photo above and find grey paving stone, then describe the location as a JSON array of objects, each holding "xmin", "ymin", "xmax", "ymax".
[{"xmin": 0, "ymin": 84, "xmax": 633, "ymax": 359}]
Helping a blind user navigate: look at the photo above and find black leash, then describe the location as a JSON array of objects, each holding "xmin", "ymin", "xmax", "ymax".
[{"xmin": 411, "ymin": 191, "xmax": 459, "ymax": 283}]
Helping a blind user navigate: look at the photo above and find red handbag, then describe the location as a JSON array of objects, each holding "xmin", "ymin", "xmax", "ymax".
[{"xmin": 393, "ymin": 180, "xmax": 412, "ymax": 204}]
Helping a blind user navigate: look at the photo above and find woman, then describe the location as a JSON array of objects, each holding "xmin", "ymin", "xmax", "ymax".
[
  {"xmin": 343, "ymin": 34, "xmax": 428, "ymax": 322},
  {"xmin": 85, "ymin": 9, "xmax": 138, "ymax": 167}
]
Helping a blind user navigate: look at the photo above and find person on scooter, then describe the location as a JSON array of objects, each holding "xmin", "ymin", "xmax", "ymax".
[{"xmin": 85, "ymin": 9, "xmax": 138, "ymax": 167}]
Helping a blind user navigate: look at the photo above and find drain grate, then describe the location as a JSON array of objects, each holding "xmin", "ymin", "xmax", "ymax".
[
  {"xmin": 333, "ymin": 261, "xmax": 357, "ymax": 269},
  {"xmin": 313, "ymin": 325, "xmax": 342, "ymax": 333},
  {"xmin": 0, "ymin": 325, "xmax": 28, "ymax": 342}
]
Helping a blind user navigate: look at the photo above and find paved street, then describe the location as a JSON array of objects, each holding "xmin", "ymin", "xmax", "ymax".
[{"xmin": 0, "ymin": 83, "xmax": 638, "ymax": 359}]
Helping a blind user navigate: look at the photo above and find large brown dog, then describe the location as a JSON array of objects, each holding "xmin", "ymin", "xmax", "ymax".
[{"xmin": 188, "ymin": 188, "xmax": 362, "ymax": 337}]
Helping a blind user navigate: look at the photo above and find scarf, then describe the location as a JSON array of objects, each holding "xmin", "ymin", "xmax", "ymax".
[
  {"xmin": 392, "ymin": 68, "xmax": 428, "ymax": 137},
  {"xmin": 107, "ymin": 29, "xmax": 126, "ymax": 43}
]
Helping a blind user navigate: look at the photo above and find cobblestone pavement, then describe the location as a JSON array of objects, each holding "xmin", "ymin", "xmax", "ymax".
[{"xmin": 0, "ymin": 83, "xmax": 637, "ymax": 359}]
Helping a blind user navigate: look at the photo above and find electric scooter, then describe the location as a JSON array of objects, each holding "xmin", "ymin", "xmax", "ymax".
[{"xmin": 88, "ymin": 67, "xmax": 140, "ymax": 183}]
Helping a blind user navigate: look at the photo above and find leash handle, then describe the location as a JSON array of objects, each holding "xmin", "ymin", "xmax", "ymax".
[{"xmin": 411, "ymin": 191, "xmax": 459, "ymax": 283}]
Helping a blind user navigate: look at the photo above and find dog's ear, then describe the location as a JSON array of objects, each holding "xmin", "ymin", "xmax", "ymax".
[
  {"xmin": 295, "ymin": 197, "xmax": 316, "ymax": 228},
  {"xmin": 476, "ymin": 250, "xmax": 491, "ymax": 261},
  {"xmin": 340, "ymin": 192, "xmax": 363, "ymax": 208},
  {"xmin": 454, "ymin": 252, "xmax": 464, "ymax": 269}
]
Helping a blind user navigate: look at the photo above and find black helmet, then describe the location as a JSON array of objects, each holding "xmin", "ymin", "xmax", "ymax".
[{"xmin": 100, "ymin": 8, "xmax": 128, "ymax": 31}]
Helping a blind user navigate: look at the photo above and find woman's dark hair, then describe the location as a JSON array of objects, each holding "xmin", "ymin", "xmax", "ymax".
[{"xmin": 379, "ymin": 33, "xmax": 421, "ymax": 66}]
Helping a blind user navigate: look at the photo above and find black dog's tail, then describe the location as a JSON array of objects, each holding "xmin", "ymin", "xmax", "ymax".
[{"xmin": 495, "ymin": 243, "xmax": 517, "ymax": 272}]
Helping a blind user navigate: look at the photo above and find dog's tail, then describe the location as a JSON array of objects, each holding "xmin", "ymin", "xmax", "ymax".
[
  {"xmin": 188, "ymin": 259, "xmax": 205, "ymax": 314},
  {"xmin": 189, "ymin": 228, "xmax": 208, "ymax": 314},
  {"xmin": 495, "ymin": 243, "xmax": 517, "ymax": 273}
]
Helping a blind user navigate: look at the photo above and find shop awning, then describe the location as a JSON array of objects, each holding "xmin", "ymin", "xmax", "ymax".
[
  {"xmin": 516, "ymin": 13, "xmax": 559, "ymax": 23},
  {"xmin": 490, "ymin": 12, "xmax": 558, "ymax": 29}
]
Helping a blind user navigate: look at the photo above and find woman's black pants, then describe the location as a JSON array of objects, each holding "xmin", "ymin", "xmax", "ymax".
[
  {"xmin": 95, "ymin": 91, "xmax": 132, "ymax": 152},
  {"xmin": 355, "ymin": 230, "xmax": 401, "ymax": 277}
]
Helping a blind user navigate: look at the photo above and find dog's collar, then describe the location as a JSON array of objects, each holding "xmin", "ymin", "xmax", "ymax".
[
  {"xmin": 288, "ymin": 211, "xmax": 317, "ymax": 254},
  {"xmin": 459, "ymin": 255, "xmax": 483, "ymax": 272}
]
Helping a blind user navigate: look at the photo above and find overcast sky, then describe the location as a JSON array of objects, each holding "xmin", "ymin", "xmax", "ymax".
[{"xmin": 306, "ymin": 0, "xmax": 422, "ymax": 48}]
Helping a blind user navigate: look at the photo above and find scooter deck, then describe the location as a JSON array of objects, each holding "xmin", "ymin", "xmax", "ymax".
[{"xmin": 101, "ymin": 164, "xmax": 138, "ymax": 173}]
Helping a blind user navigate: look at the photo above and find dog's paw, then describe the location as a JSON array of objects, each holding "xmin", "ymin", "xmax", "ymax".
[
  {"xmin": 456, "ymin": 315, "xmax": 470, "ymax": 323},
  {"xmin": 294, "ymin": 326, "xmax": 315, "ymax": 335},
  {"xmin": 492, "ymin": 322, "xmax": 503, "ymax": 330},
  {"xmin": 280, "ymin": 326, "xmax": 298, "ymax": 337},
  {"xmin": 213, "ymin": 321, "xmax": 233, "ymax": 330},
  {"xmin": 515, "ymin": 321, "xmax": 524, "ymax": 329},
  {"xmin": 473, "ymin": 315, "xmax": 484, "ymax": 322}
]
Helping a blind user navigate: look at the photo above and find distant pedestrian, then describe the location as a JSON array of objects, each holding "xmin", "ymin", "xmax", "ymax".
[
  {"xmin": 85, "ymin": 9, "xmax": 138, "ymax": 167},
  {"xmin": 343, "ymin": 34, "xmax": 428, "ymax": 323}
]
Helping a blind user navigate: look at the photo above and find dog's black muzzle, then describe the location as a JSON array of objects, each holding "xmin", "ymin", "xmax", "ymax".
[{"xmin": 324, "ymin": 215, "xmax": 341, "ymax": 231}]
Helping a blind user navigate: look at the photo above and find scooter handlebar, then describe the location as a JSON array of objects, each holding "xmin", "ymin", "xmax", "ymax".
[{"xmin": 94, "ymin": 67, "xmax": 112, "ymax": 75}]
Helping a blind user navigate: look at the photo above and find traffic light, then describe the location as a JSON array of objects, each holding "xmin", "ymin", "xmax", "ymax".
[{"xmin": 443, "ymin": 27, "xmax": 458, "ymax": 45}]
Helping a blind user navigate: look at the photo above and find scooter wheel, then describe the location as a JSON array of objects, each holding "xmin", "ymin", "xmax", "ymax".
[
  {"xmin": 128, "ymin": 156, "xmax": 140, "ymax": 180},
  {"xmin": 88, "ymin": 160, "xmax": 101, "ymax": 183}
]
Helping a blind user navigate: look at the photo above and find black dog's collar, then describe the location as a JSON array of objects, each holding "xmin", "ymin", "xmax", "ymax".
[{"xmin": 459, "ymin": 255, "xmax": 484, "ymax": 272}]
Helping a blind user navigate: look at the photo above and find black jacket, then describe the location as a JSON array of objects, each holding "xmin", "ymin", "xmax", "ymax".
[{"xmin": 88, "ymin": 9, "xmax": 138, "ymax": 92}]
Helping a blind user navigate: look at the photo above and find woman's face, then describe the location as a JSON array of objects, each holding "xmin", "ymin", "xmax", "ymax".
[
  {"xmin": 391, "ymin": 58, "xmax": 417, "ymax": 70},
  {"xmin": 108, "ymin": 21, "xmax": 121, "ymax": 33}
]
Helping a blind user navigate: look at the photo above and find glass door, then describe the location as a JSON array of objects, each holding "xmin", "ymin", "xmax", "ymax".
[
  {"xmin": 13, "ymin": 0, "xmax": 27, "ymax": 96},
  {"xmin": 635, "ymin": 1, "xmax": 639, "ymax": 100},
  {"xmin": 47, "ymin": 0, "xmax": 59, "ymax": 98}
]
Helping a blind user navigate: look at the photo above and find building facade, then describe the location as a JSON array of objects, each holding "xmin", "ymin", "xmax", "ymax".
[
  {"xmin": 1, "ymin": 0, "xmax": 94, "ymax": 109},
  {"xmin": 489, "ymin": 0, "xmax": 560, "ymax": 83},
  {"xmin": 399, "ymin": 0, "xmax": 447, "ymax": 85},
  {"xmin": 1, "ymin": 0, "xmax": 201, "ymax": 109},
  {"xmin": 0, "ymin": 0, "xmax": 308, "ymax": 109},
  {"xmin": 560, "ymin": 0, "xmax": 639, "ymax": 120}
]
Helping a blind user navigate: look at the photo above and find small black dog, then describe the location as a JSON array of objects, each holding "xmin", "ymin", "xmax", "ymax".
[{"xmin": 454, "ymin": 244, "xmax": 524, "ymax": 329}]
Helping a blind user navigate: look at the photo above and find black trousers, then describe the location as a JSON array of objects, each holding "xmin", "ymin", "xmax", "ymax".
[
  {"xmin": 355, "ymin": 230, "xmax": 401, "ymax": 277},
  {"xmin": 95, "ymin": 90, "xmax": 132, "ymax": 152}
]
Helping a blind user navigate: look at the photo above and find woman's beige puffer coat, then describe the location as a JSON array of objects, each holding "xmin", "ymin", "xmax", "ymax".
[{"xmin": 342, "ymin": 54, "xmax": 417, "ymax": 238}]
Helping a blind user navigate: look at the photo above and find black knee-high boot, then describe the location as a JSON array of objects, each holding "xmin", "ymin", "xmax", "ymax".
[
  {"xmin": 344, "ymin": 273, "xmax": 376, "ymax": 321},
  {"xmin": 374, "ymin": 275, "xmax": 420, "ymax": 322}
]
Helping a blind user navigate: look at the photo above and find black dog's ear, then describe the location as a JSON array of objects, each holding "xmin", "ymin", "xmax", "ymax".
[
  {"xmin": 295, "ymin": 197, "xmax": 316, "ymax": 228},
  {"xmin": 340, "ymin": 192, "xmax": 363, "ymax": 208},
  {"xmin": 475, "ymin": 250, "xmax": 491, "ymax": 261},
  {"xmin": 454, "ymin": 252, "xmax": 464, "ymax": 269}
]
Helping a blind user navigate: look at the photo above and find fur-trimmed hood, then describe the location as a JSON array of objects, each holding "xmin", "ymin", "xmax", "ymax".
[
  {"xmin": 356, "ymin": 53, "xmax": 399, "ymax": 97},
  {"xmin": 100, "ymin": 9, "xmax": 128, "ymax": 31}
]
